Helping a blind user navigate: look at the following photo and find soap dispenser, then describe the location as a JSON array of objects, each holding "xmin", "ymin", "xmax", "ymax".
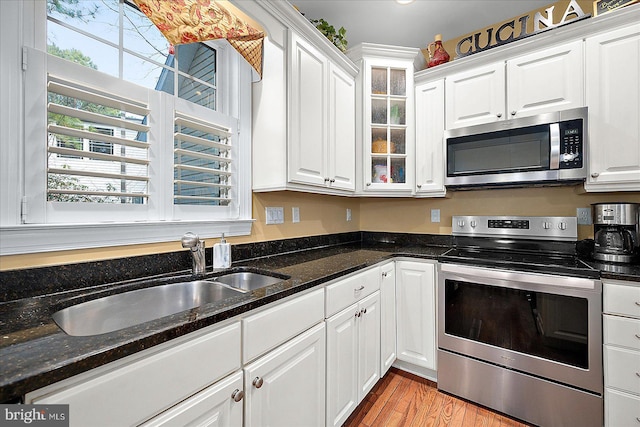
[{"xmin": 213, "ymin": 233, "xmax": 231, "ymax": 268}]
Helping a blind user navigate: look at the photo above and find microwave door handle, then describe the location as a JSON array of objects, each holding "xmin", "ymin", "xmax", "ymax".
[{"xmin": 550, "ymin": 123, "xmax": 560, "ymax": 170}]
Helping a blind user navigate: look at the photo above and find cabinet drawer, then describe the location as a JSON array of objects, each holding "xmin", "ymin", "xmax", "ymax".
[
  {"xmin": 604, "ymin": 346, "xmax": 640, "ymax": 395},
  {"xmin": 605, "ymin": 388, "xmax": 640, "ymax": 427},
  {"xmin": 243, "ymin": 288, "xmax": 324, "ymax": 363},
  {"xmin": 26, "ymin": 322, "xmax": 241, "ymax": 427},
  {"xmin": 325, "ymin": 267, "xmax": 380, "ymax": 317},
  {"xmin": 604, "ymin": 281, "xmax": 640, "ymax": 319},
  {"xmin": 604, "ymin": 314, "xmax": 640, "ymax": 350}
]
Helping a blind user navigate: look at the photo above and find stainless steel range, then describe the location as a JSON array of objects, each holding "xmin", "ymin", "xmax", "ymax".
[{"xmin": 438, "ymin": 216, "xmax": 602, "ymax": 427}]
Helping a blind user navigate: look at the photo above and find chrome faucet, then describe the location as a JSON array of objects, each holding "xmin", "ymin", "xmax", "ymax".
[{"xmin": 181, "ymin": 232, "xmax": 206, "ymax": 275}]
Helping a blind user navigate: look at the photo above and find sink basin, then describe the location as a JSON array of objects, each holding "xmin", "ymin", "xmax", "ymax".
[
  {"xmin": 53, "ymin": 281, "xmax": 244, "ymax": 336},
  {"xmin": 214, "ymin": 272, "xmax": 285, "ymax": 292}
]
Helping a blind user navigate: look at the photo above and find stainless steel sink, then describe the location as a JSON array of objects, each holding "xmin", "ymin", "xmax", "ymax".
[
  {"xmin": 214, "ymin": 272, "xmax": 285, "ymax": 292},
  {"xmin": 53, "ymin": 281, "xmax": 244, "ymax": 336}
]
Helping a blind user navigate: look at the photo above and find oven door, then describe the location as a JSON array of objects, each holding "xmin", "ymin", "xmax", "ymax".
[{"xmin": 438, "ymin": 263, "xmax": 602, "ymax": 394}]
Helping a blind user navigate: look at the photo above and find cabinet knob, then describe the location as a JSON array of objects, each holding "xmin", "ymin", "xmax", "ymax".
[
  {"xmin": 231, "ymin": 389, "xmax": 245, "ymax": 402},
  {"xmin": 366, "ymin": 182, "xmax": 372, "ymax": 186},
  {"xmin": 511, "ymin": 110, "xmax": 517, "ymax": 116},
  {"xmin": 496, "ymin": 113, "xmax": 503, "ymax": 118},
  {"xmin": 591, "ymin": 172, "xmax": 599, "ymax": 178},
  {"xmin": 382, "ymin": 271, "xmax": 388, "ymax": 278},
  {"xmin": 252, "ymin": 377, "xmax": 264, "ymax": 389},
  {"xmin": 416, "ymin": 184, "xmax": 422, "ymax": 188}
]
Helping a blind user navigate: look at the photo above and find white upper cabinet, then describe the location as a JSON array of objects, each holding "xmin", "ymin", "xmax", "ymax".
[
  {"xmin": 248, "ymin": 2, "xmax": 357, "ymax": 195},
  {"xmin": 585, "ymin": 23, "xmax": 640, "ymax": 192},
  {"xmin": 415, "ymin": 78, "xmax": 446, "ymax": 197},
  {"xmin": 445, "ymin": 62, "xmax": 506, "ymax": 129},
  {"xmin": 348, "ymin": 44, "xmax": 419, "ymax": 196},
  {"xmin": 445, "ymin": 40, "xmax": 584, "ymax": 129},
  {"xmin": 507, "ymin": 40, "xmax": 584, "ymax": 118}
]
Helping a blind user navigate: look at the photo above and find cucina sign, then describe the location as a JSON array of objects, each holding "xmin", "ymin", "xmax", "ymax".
[{"xmin": 455, "ymin": 0, "xmax": 590, "ymax": 58}]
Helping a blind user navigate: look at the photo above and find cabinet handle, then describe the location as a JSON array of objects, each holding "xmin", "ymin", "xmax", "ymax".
[
  {"xmin": 382, "ymin": 271, "xmax": 388, "ymax": 278},
  {"xmin": 231, "ymin": 389, "xmax": 245, "ymax": 402},
  {"xmin": 355, "ymin": 311, "xmax": 361, "ymax": 318},
  {"xmin": 496, "ymin": 112, "xmax": 502, "ymax": 118},
  {"xmin": 591, "ymin": 172, "xmax": 599, "ymax": 178},
  {"xmin": 635, "ymin": 334, "xmax": 640, "ymax": 339},
  {"xmin": 355, "ymin": 285, "xmax": 365, "ymax": 292},
  {"xmin": 366, "ymin": 182, "xmax": 372, "ymax": 186},
  {"xmin": 324, "ymin": 177, "xmax": 330, "ymax": 182},
  {"xmin": 511, "ymin": 110, "xmax": 517, "ymax": 116},
  {"xmin": 417, "ymin": 184, "xmax": 422, "ymax": 188},
  {"xmin": 253, "ymin": 377, "xmax": 264, "ymax": 389},
  {"xmin": 635, "ymin": 302, "xmax": 640, "ymax": 307},
  {"xmin": 361, "ymin": 308, "xmax": 367, "ymax": 315},
  {"xmin": 329, "ymin": 178, "xmax": 335, "ymax": 183}
]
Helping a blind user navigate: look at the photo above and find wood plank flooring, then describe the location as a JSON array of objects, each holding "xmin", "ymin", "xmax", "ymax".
[{"xmin": 342, "ymin": 368, "xmax": 532, "ymax": 427}]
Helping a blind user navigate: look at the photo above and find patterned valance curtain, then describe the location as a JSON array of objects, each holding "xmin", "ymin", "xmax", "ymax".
[{"xmin": 134, "ymin": 0, "xmax": 264, "ymax": 78}]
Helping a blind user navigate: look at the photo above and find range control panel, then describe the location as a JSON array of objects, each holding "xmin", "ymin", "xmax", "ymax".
[{"xmin": 452, "ymin": 216, "xmax": 578, "ymax": 241}]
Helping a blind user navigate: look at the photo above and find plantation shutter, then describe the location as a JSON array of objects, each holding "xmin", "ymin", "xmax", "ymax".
[
  {"xmin": 46, "ymin": 74, "xmax": 151, "ymax": 204},
  {"xmin": 173, "ymin": 112, "xmax": 232, "ymax": 206}
]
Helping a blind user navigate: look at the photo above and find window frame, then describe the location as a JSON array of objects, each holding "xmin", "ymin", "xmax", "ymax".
[{"xmin": 0, "ymin": 0, "xmax": 254, "ymax": 256}]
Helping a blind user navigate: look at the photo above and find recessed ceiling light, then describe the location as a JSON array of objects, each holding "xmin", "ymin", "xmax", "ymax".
[{"xmin": 396, "ymin": 0, "xmax": 415, "ymax": 4}]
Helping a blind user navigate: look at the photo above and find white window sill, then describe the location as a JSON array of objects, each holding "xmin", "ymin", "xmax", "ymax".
[{"xmin": 0, "ymin": 220, "xmax": 254, "ymax": 256}]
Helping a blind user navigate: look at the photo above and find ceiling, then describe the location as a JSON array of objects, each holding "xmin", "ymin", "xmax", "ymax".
[{"xmin": 291, "ymin": 0, "xmax": 554, "ymax": 50}]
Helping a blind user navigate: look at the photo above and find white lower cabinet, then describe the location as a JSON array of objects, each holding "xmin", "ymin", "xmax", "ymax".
[
  {"xmin": 380, "ymin": 262, "xmax": 397, "ymax": 375},
  {"xmin": 326, "ymin": 291, "xmax": 380, "ymax": 427},
  {"xmin": 244, "ymin": 322, "xmax": 326, "ymax": 427},
  {"xmin": 603, "ymin": 279, "xmax": 640, "ymax": 426},
  {"xmin": 25, "ymin": 322, "xmax": 241, "ymax": 427},
  {"xmin": 141, "ymin": 371, "xmax": 244, "ymax": 427},
  {"xmin": 395, "ymin": 260, "xmax": 436, "ymax": 370}
]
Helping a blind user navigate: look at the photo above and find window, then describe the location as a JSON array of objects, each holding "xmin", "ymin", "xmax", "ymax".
[{"xmin": 0, "ymin": 0, "xmax": 253, "ymax": 255}]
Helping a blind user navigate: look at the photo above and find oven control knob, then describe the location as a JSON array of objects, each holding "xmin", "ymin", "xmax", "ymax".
[
  {"xmin": 543, "ymin": 221, "xmax": 551, "ymax": 230},
  {"xmin": 457, "ymin": 220, "xmax": 465, "ymax": 228},
  {"xmin": 558, "ymin": 222, "xmax": 567, "ymax": 230},
  {"xmin": 470, "ymin": 220, "xmax": 477, "ymax": 228}
]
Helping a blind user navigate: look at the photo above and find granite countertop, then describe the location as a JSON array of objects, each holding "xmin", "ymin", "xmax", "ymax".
[
  {"xmin": 0, "ymin": 242, "xmax": 448, "ymax": 402},
  {"xmin": 1, "ymin": 234, "xmax": 638, "ymax": 403}
]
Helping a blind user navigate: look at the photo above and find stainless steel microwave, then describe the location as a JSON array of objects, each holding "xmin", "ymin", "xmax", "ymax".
[{"xmin": 444, "ymin": 107, "xmax": 587, "ymax": 188}]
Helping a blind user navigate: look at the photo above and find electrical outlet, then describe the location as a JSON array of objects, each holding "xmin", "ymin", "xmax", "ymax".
[
  {"xmin": 577, "ymin": 207, "xmax": 592, "ymax": 225},
  {"xmin": 346, "ymin": 208, "xmax": 352, "ymax": 222},
  {"xmin": 431, "ymin": 209, "xmax": 440, "ymax": 223},
  {"xmin": 292, "ymin": 207, "xmax": 300, "ymax": 223},
  {"xmin": 265, "ymin": 207, "xmax": 284, "ymax": 225}
]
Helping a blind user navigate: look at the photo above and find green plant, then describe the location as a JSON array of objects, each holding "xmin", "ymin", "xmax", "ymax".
[{"xmin": 310, "ymin": 18, "xmax": 348, "ymax": 53}]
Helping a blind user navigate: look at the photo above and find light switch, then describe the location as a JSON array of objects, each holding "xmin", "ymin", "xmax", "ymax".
[{"xmin": 265, "ymin": 207, "xmax": 284, "ymax": 224}]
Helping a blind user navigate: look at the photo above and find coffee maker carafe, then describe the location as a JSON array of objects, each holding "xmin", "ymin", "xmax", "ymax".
[{"xmin": 592, "ymin": 203, "xmax": 639, "ymax": 263}]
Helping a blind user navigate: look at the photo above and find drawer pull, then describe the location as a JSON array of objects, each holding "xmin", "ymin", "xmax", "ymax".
[
  {"xmin": 361, "ymin": 308, "xmax": 367, "ymax": 315},
  {"xmin": 231, "ymin": 389, "xmax": 244, "ymax": 402},
  {"xmin": 253, "ymin": 377, "xmax": 264, "ymax": 389},
  {"xmin": 635, "ymin": 302, "xmax": 640, "ymax": 307},
  {"xmin": 355, "ymin": 311, "xmax": 361, "ymax": 318},
  {"xmin": 355, "ymin": 285, "xmax": 365, "ymax": 292},
  {"xmin": 636, "ymin": 372, "xmax": 640, "ymax": 378},
  {"xmin": 636, "ymin": 334, "xmax": 640, "ymax": 340}
]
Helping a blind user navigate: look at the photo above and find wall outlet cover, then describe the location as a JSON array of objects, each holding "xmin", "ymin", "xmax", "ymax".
[
  {"xmin": 577, "ymin": 207, "xmax": 592, "ymax": 225},
  {"xmin": 431, "ymin": 209, "xmax": 441, "ymax": 223},
  {"xmin": 265, "ymin": 207, "xmax": 285, "ymax": 225},
  {"xmin": 292, "ymin": 207, "xmax": 300, "ymax": 223},
  {"xmin": 346, "ymin": 208, "xmax": 352, "ymax": 222}
]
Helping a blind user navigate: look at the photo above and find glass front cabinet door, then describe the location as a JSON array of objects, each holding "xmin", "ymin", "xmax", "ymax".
[{"xmin": 348, "ymin": 45, "xmax": 419, "ymax": 195}]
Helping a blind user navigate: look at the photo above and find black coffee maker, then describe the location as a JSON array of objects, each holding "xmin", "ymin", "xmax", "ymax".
[{"xmin": 592, "ymin": 203, "xmax": 639, "ymax": 263}]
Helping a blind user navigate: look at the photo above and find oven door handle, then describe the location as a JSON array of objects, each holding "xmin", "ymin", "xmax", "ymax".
[{"xmin": 439, "ymin": 263, "xmax": 598, "ymax": 291}]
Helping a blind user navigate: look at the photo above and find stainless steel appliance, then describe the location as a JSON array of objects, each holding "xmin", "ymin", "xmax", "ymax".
[
  {"xmin": 438, "ymin": 216, "xmax": 602, "ymax": 427},
  {"xmin": 444, "ymin": 108, "xmax": 587, "ymax": 188},
  {"xmin": 592, "ymin": 202, "xmax": 640, "ymax": 263}
]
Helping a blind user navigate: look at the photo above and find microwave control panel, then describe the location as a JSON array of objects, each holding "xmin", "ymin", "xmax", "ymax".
[{"xmin": 559, "ymin": 119, "xmax": 583, "ymax": 169}]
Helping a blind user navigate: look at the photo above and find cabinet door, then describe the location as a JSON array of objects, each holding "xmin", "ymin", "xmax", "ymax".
[
  {"xmin": 288, "ymin": 32, "xmax": 328, "ymax": 187},
  {"xmin": 585, "ymin": 24, "xmax": 640, "ymax": 191},
  {"xmin": 358, "ymin": 291, "xmax": 381, "ymax": 400},
  {"xmin": 329, "ymin": 62, "xmax": 356, "ymax": 191},
  {"xmin": 380, "ymin": 263, "xmax": 396, "ymax": 376},
  {"xmin": 415, "ymin": 79, "xmax": 446, "ymax": 196},
  {"xmin": 244, "ymin": 323, "xmax": 325, "ymax": 427},
  {"xmin": 445, "ymin": 62, "xmax": 505, "ymax": 129},
  {"xmin": 141, "ymin": 371, "xmax": 243, "ymax": 427},
  {"xmin": 326, "ymin": 304, "xmax": 359, "ymax": 427},
  {"xmin": 507, "ymin": 40, "xmax": 584, "ymax": 119},
  {"xmin": 396, "ymin": 261, "xmax": 436, "ymax": 370}
]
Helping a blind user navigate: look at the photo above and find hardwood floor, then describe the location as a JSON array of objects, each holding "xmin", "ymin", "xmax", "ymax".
[{"xmin": 342, "ymin": 368, "xmax": 532, "ymax": 427}]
